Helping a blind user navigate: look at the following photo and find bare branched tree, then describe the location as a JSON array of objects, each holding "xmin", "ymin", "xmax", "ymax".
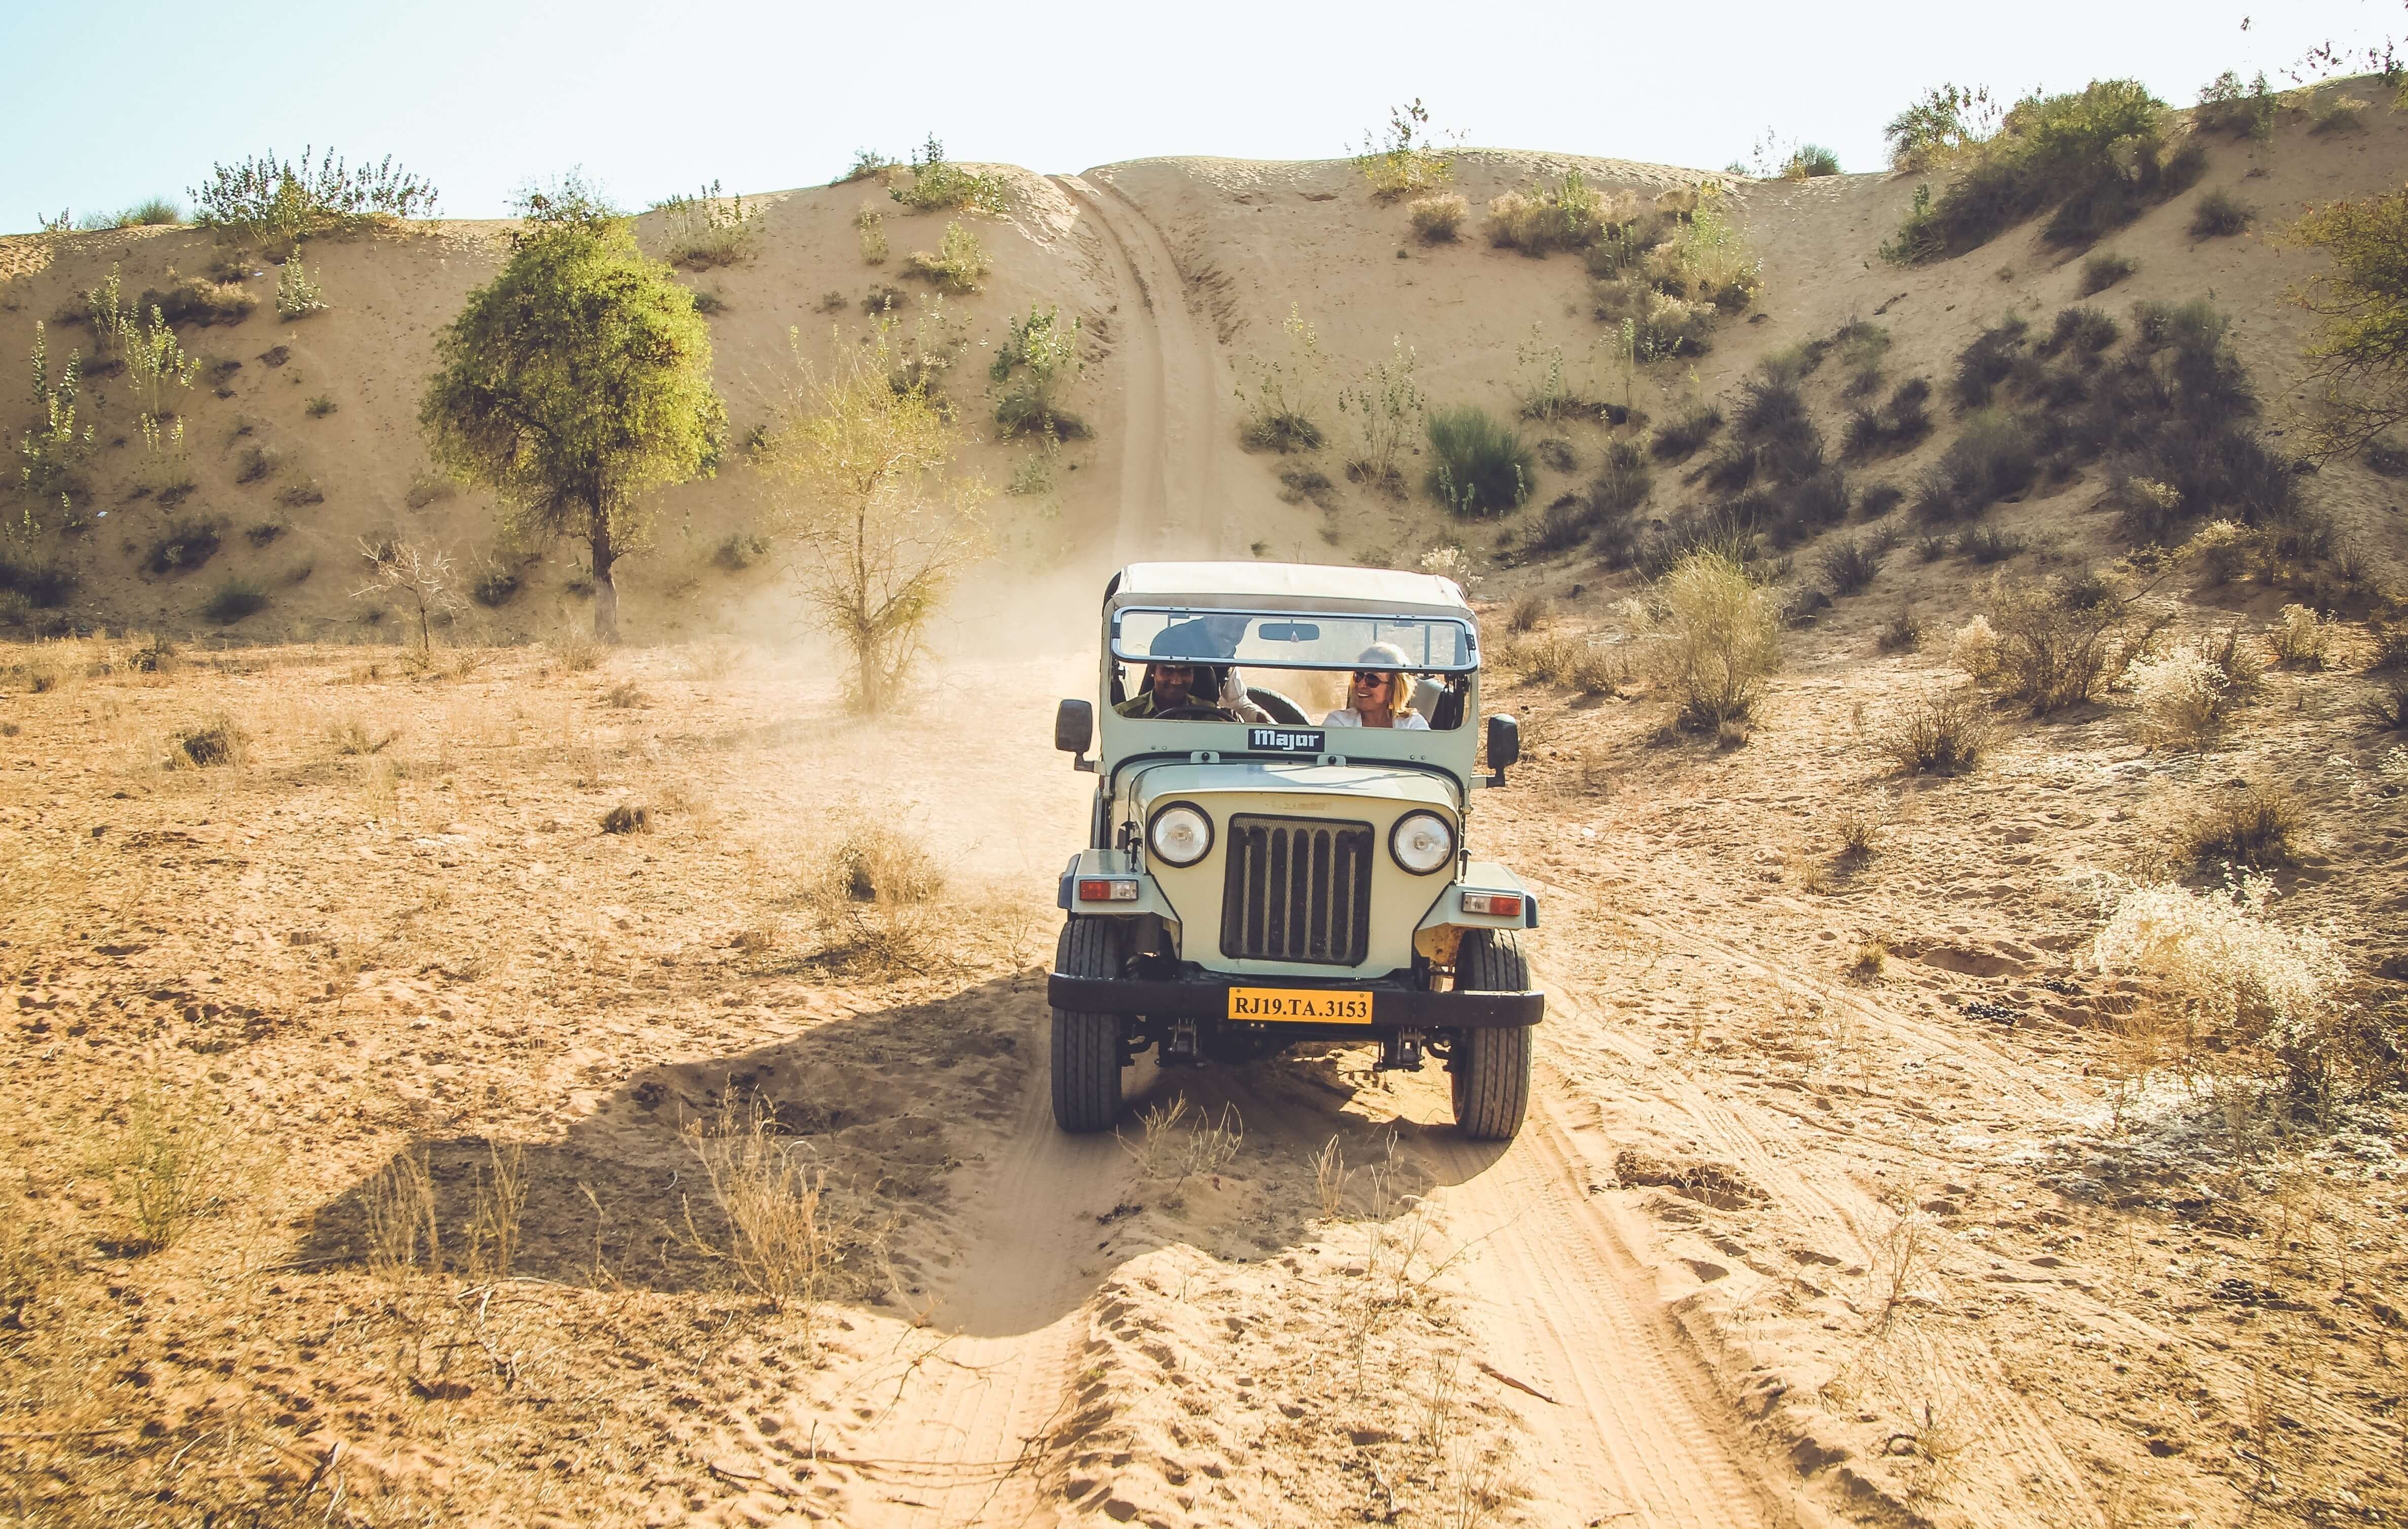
[{"xmin": 353, "ymin": 538, "xmax": 464, "ymax": 657}]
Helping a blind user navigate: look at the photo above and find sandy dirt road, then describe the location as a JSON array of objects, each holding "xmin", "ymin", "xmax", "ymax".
[{"xmin": 798, "ymin": 179, "xmax": 1801, "ymax": 1524}]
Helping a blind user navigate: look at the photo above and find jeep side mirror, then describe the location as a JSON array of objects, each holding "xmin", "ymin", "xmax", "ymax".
[
  {"xmin": 1485, "ymin": 714, "xmax": 1520, "ymax": 784},
  {"xmin": 1056, "ymin": 698, "xmax": 1094, "ymax": 757}
]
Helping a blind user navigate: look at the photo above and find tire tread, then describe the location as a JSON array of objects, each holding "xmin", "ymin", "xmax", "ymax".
[
  {"xmin": 1050, "ymin": 919, "xmax": 1124, "ymax": 1132},
  {"xmin": 1451, "ymin": 931, "xmax": 1532, "ymax": 1140}
]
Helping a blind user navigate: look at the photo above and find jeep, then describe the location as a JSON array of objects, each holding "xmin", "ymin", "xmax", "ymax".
[{"xmin": 1049, "ymin": 561, "xmax": 1542, "ymax": 1138}]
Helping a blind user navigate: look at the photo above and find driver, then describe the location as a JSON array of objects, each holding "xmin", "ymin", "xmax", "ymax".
[{"xmin": 1117, "ymin": 626, "xmax": 1271, "ymax": 722}]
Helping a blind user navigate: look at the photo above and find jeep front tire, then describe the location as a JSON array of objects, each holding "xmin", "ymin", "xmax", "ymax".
[
  {"xmin": 1050, "ymin": 918, "xmax": 1125, "ymax": 1132},
  {"xmin": 1450, "ymin": 929, "xmax": 1532, "ymax": 1140}
]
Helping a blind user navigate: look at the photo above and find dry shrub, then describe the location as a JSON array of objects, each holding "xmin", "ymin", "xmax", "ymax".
[
  {"xmin": 1122, "ymin": 1095, "xmax": 1243, "ymax": 1205},
  {"xmin": 2365, "ymin": 677, "xmax": 2408, "ymax": 732},
  {"xmin": 1645, "ymin": 551, "xmax": 1783, "ymax": 727},
  {"xmin": 2179, "ymin": 780, "xmax": 2300, "ymax": 868},
  {"xmin": 600, "ymin": 803, "xmax": 649, "ymax": 835},
  {"xmin": 686, "ymin": 1096, "xmax": 874, "ymax": 1334},
  {"xmin": 2094, "ymin": 874, "xmax": 2369, "ymax": 1097},
  {"xmin": 1505, "ymin": 591, "xmax": 1548, "ymax": 633},
  {"xmin": 171, "ymin": 715, "xmax": 247, "ymax": 769},
  {"xmin": 327, "ymin": 715, "xmax": 397, "ymax": 756},
  {"xmin": 2123, "ymin": 628, "xmax": 2262, "ymax": 751},
  {"xmin": 1, "ymin": 1151, "xmax": 58, "ymax": 1328},
  {"xmin": 93, "ymin": 1078, "xmax": 238, "ymax": 1253},
  {"xmin": 363, "ymin": 1146, "xmax": 441, "ymax": 1284},
  {"xmin": 1836, "ymin": 795, "xmax": 1893, "ymax": 857},
  {"xmin": 1878, "ymin": 689, "xmax": 1990, "ymax": 776},
  {"xmin": 1951, "ymin": 571, "xmax": 2158, "ymax": 713},
  {"xmin": 1497, "ymin": 631, "xmax": 1621, "ymax": 694},
  {"xmin": 550, "ymin": 627, "xmax": 602, "ymax": 675},
  {"xmin": 2270, "ymin": 604, "xmax": 2330, "ymax": 670},
  {"xmin": 1878, "ymin": 607, "xmax": 1927, "ymax": 653},
  {"xmin": 1408, "ymin": 193, "xmax": 1468, "ymax": 242},
  {"xmin": 802, "ymin": 824, "xmax": 957, "ymax": 976},
  {"xmin": 1849, "ymin": 933, "xmax": 1891, "ymax": 980}
]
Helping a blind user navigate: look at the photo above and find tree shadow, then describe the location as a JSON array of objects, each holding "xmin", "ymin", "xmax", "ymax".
[{"xmin": 300, "ymin": 965, "xmax": 1517, "ymax": 1335}]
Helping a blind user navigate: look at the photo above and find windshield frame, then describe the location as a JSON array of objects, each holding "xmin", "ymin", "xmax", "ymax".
[{"xmin": 1107, "ymin": 606, "xmax": 1481, "ymax": 674}]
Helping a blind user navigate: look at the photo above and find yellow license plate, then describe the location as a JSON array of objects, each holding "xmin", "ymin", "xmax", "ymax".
[{"xmin": 1228, "ymin": 987, "xmax": 1374, "ymax": 1023}]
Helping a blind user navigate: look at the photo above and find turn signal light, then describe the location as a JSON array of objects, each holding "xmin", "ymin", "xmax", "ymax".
[
  {"xmin": 1461, "ymin": 892, "xmax": 1522, "ymax": 918},
  {"xmin": 1078, "ymin": 879, "xmax": 1140, "ymax": 902}
]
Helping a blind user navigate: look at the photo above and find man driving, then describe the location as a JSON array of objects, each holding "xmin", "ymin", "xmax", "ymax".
[{"xmin": 1116, "ymin": 623, "xmax": 1272, "ymax": 722}]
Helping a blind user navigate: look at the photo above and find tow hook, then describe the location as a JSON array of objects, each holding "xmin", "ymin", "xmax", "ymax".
[
  {"xmin": 1376, "ymin": 1029, "xmax": 1426, "ymax": 1072},
  {"xmin": 1162, "ymin": 1020, "xmax": 1202, "ymax": 1066}
]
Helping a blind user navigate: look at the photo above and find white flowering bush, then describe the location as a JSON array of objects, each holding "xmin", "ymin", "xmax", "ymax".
[
  {"xmin": 2271, "ymin": 603, "xmax": 2329, "ymax": 669},
  {"xmin": 1948, "ymin": 615, "xmax": 1999, "ymax": 685},
  {"xmin": 2095, "ymin": 874, "xmax": 2353, "ymax": 1094}
]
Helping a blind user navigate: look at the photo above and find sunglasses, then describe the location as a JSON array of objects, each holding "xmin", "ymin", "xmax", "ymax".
[{"xmin": 1350, "ymin": 671, "xmax": 1393, "ymax": 687}]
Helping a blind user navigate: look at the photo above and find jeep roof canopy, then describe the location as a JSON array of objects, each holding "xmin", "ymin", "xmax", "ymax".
[{"xmin": 1107, "ymin": 561, "xmax": 1474, "ymax": 618}]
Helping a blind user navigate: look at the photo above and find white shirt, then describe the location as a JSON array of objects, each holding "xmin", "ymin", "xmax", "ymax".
[{"xmin": 1321, "ymin": 708, "xmax": 1429, "ymax": 729}]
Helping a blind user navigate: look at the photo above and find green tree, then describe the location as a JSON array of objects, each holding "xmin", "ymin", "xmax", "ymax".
[
  {"xmin": 2287, "ymin": 190, "xmax": 2408, "ymax": 454},
  {"xmin": 418, "ymin": 197, "xmax": 723, "ymax": 640}
]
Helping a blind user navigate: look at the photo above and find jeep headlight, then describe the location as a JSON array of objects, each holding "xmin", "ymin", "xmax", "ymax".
[
  {"xmin": 1147, "ymin": 803, "xmax": 1213, "ymax": 867},
  {"xmin": 1389, "ymin": 811, "xmax": 1455, "ymax": 875}
]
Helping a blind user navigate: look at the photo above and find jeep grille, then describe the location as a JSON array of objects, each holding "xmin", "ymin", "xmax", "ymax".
[{"xmin": 1220, "ymin": 814, "xmax": 1373, "ymax": 966}]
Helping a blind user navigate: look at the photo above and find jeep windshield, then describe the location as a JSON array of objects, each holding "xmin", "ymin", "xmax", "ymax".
[{"xmin": 1109, "ymin": 609, "xmax": 1478, "ymax": 672}]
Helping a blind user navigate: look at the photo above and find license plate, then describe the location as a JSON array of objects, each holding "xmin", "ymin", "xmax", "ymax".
[{"xmin": 1228, "ymin": 987, "xmax": 1373, "ymax": 1023}]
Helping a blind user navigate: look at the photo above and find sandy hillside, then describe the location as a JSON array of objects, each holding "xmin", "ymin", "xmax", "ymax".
[{"xmin": 4, "ymin": 86, "xmax": 2408, "ymax": 1529}]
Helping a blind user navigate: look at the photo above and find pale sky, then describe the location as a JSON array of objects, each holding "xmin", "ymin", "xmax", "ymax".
[{"xmin": 3, "ymin": 0, "xmax": 2397, "ymax": 232}]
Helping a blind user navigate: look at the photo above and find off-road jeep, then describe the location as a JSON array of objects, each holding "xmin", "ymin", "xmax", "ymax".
[{"xmin": 1049, "ymin": 561, "xmax": 1542, "ymax": 1139}]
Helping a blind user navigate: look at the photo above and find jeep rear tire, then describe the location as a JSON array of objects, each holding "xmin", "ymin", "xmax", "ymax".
[
  {"xmin": 1051, "ymin": 918, "xmax": 1125, "ymax": 1132},
  {"xmin": 1450, "ymin": 930, "xmax": 1532, "ymax": 1140}
]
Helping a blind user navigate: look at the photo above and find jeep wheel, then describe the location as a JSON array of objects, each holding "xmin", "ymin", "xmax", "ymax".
[
  {"xmin": 1051, "ymin": 918, "xmax": 1125, "ymax": 1132},
  {"xmin": 1450, "ymin": 930, "xmax": 1532, "ymax": 1140}
]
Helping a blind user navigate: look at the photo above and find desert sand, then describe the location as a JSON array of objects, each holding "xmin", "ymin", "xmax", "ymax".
[{"xmin": 2, "ymin": 86, "xmax": 2405, "ymax": 1529}]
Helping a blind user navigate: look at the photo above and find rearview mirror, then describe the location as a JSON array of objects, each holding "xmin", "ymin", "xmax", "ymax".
[
  {"xmin": 1258, "ymin": 621, "xmax": 1320, "ymax": 642},
  {"xmin": 1485, "ymin": 714, "xmax": 1520, "ymax": 781},
  {"xmin": 1055, "ymin": 698, "xmax": 1094, "ymax": 755}
]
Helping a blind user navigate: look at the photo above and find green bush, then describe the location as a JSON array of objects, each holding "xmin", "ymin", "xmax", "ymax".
[
  {"xmin": 190, "ymin": 147, "xmax": 437, "ymax": 249},
  {"xmin": 2038, "ymin": 305, "xmax": 2120, "ymax": 358},
  {"xmin": 2079, "ymin": 251, "xmax": 2135, "ymax": 296},
  {"xmin": 887, "ymin": 137, "xmax": 1008, "ymax": 215},
  {"xmin": 1843, "ymin": 376, "xmax": 1934, "ymax": 458},
  {"xmin": 2189, "ymin": 188, "xmax": 2254, "ymax": 238},
  {"xmin": 834, "ymin": 149, "xmax": 896, "ymax": 185},
  {"xmin": 900, "ymin": 220, "xmax": 989, "ymax": 293},
  {"xmin": 1484, "ymin": 170, "xmax": 1616, "ymax": 255},
  {"xmin": 1354, "ymin": 101, "xmax": 1453, "ymax": 200},
  {"xmin": 146, "ymin": 519, "xmax": 222, "ymax": 575},
  {"xmin": 1425, "ymin": 407, "xmax": 1532, "ymax": 518},
  {"xmin": 1883, "ymin": 80, "xmax": 2198, "ymax": 262},
  {"xmin": 1784, "ymin": 145, "xmax": 1841, "ymax": 178},
  {"xmin": 1650, "ymin": 404, "xmax": 1723, "ymax": 460},
  {"xmin": 75, "ymin": 197, "xmax": 182, "ymax": 230},
  {"xmin": 0, "ymin": 550, "xmax": 77, "ymax": 607},
  {"xmin": 2195, "ymin": 71, "xmax": 2276, "ymax": 138},
  {"xmin": 990, "ymin": 304, "xmax": 1086, "ymax": 440},
  {"xmin": 1883, "ymin": 84, "xmax": 2000, "ymax": 172},
  {"xmin": 654, "ymin": 180, "xmax": 760, "ymax": 269},
  {"xmin": 1958, "ymin": 523, "xmax": 2029, "ymax": 564},
  {"xmin": 202, "ymin": 578, "xmax": 268, "ymax": 623},
  {"xmin": 1913, "ymin": 411, "xmax": 2037, "ymax": 523}
]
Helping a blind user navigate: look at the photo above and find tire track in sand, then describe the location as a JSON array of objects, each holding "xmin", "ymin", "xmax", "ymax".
[
  {"xmin": 1049, "ymin": 174, "xmax": 1224, "ymax": 561},
  {"xmin": 830, "ymin": 1009, "xmax": 1130, "ymax": 1527},
  {"xmin": 1190, "ymin": 1058, "xmax": 1796, "ymax": 1529}
]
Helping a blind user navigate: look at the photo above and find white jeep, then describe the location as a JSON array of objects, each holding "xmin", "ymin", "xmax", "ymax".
[{"xmin": 1050, "ymin": 561, "xmax": 1542, "ymax": 1139}]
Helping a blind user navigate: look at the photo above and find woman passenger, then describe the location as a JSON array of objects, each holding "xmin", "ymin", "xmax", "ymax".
[{"xmin": 1322, "ymin": 643, "xmax": 1429, "ymax": 730}]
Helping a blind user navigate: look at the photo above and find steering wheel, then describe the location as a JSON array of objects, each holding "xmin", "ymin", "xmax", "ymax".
[
  {"xmin": 1245, "ymin": 687, "xmax": 1310, "ymax": 725},
  {"xmin": 1152, "ymin": 704, "xmax": 1237, "ymax": 722}
]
